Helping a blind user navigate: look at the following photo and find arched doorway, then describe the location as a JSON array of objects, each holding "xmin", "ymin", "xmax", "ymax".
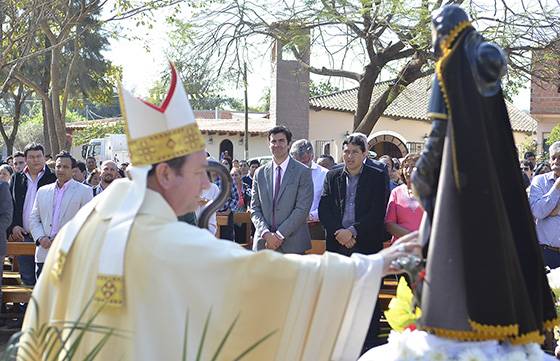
[
  {"xmin": 219, "ymin": 139, "xmax": 234, "ymax": 160},
  {"xmin": 368, "ymin": 133, "xmax": 408, "ymax": 159}
]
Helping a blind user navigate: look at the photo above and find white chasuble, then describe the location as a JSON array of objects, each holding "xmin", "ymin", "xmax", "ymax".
[{"xmin": 20, "ymin": 180, "xmax": 383, "ymax": 361}]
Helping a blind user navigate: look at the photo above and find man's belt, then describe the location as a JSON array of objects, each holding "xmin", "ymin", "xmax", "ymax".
[{"xmin": 541, "ymin": 244, "xmax": 560, "ymax": 253}]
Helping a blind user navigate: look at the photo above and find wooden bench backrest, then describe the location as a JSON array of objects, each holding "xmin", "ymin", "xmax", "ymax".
[
  {"xmin": 6, "ymin": 242, "xmax": 36, "ymax": 256},
  {"xmin": 216, "ymin": 212, "xmax": 252, "ymax": 246}
]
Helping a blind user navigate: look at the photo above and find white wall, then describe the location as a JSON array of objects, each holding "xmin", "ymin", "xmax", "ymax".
[
  {"xmin": 309, "ymin": 109, "xmax": 432, "ymax": 161},
  {"xmin": 203, "ymin": 133, "xmax": 269, "ymax": 161},
  {"xmin": 533, "ymin": 114, "xmax": 560, "ymax": 154}
]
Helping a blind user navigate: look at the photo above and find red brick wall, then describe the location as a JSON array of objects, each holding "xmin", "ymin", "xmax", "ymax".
[{"xmin": 530, "ymin": 46, "xmax": 560, "ymax": 115}]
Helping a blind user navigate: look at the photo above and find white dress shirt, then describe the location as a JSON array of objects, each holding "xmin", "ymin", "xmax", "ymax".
[
  {"xmin": 196, "ymin": 183, "xmax": 220, "ymax": 236},
  {"xmin": 272, "ymin": 156, "xmax": 290, "ymax": 198},
  {"xmin": 309, "ymin": 161, "xmax": 328, "ymax": 221}
]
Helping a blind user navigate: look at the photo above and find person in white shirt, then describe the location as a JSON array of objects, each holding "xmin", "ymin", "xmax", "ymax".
[
  {"xmin": 29, "ymin": 152, "xmax": 92, "ymax": 278},
  {"xmin": 290, "ymin": 139, "xmax": 328, "ymax": 221},
  {"xmin": 195, "ymin": 180, "xmax": 220, "ymax": 236}
]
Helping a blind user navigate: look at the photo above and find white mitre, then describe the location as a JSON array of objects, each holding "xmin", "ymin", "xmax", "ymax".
[{"xmin": 53, "ymin": 64, "xmax": 205, "ymax": 307}]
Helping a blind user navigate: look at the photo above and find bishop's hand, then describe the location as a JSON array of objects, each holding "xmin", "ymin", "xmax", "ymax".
[{"xmin": 378, "ymin": 232, "xmax": 422, "ymax": 276}]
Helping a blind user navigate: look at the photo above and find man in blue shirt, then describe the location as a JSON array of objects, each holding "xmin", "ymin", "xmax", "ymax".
[{"xmin": 529, "ymin": 141, "xmax": 560, "ymax": 268}]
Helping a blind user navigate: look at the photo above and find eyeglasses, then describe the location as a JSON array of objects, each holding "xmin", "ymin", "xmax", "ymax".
[{"xmin": 521, "ymin": 167, "xmax": 530, "ymax": 171}]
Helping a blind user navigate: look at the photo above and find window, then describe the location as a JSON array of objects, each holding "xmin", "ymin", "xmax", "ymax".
[
  {"xmin": 315, "ymin": 140, "xmax": 331, "ymax": 157},
  {"xmin": 543, "ymin": 132, "xmax": 551, "ymax": 154}
]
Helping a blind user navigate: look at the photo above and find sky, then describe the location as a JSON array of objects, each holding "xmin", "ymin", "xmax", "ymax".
[{"xmin": 104, "ymin": 2, "xmax": 532, "ymax": 112}]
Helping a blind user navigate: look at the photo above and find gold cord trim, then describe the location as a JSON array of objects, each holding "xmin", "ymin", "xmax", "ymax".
[
  {"xmin": 468, "ymin": 320, "xmax": 518, "ymax": 336},
  {"xmin": 95, "ymin": 275, "xmax": 124, "ymax": 307},
  {"xmin": 439, "ymin": 21, "xmax": 472, "ymax": 53},
  {"xmin": 50, "ymin": 250, "xmax": 67, "ymax": 280},
  {"xmin": 424, "ymin": 320, "xmax": 548, "ymax": 345},
  {"xmin": 127, "ymin": 123, "xmax": 205, "ymax": 166},
  {"xmin": 509, "ymin": 330, "xmax": 545, "ymax": 345},
  {"xmin": 434, "ymin": 20, "xmax": 471, "ymax": 190},
  {"xmin": 428, "ymin": 112, "xmax": 448, "ymax": 120},
  {"xmin": 422, "ymin": 326, "xmax": 509, "ymax": 342},
  {"xmin": 543, "ymin": 316, "xmax": 560, "ymax": 330}
]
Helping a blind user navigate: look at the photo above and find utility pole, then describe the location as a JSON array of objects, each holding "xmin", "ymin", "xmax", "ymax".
[{"xmin": 244, "ymin": 62, "xmax": 249, "ymax": 160}]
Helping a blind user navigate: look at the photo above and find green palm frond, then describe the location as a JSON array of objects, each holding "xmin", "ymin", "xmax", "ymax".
[
  {"xmin": 186, "ymin": 309, "xmax": 277, "ymax": 361},
  {"xmin": 2, "ymin": 296, "xmax": 125, "ymax": 361},
  {"xmin": 4, "ymin": 300, "xmax": 276, "ymax": 361}
]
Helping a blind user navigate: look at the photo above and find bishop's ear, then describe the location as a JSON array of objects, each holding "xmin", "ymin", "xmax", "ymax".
[{"xmin": 153, "ymin": 162, "xmax": 178, "ymax": 190}]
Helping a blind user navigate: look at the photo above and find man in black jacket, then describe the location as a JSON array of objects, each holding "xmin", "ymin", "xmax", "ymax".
[
  {"xmin": 318, "ymin": 134, "xmax": 388, "ymax": 354},
  {"xmin": 9, "ymin": 143, "xmax": 56, "ymax": 286}
]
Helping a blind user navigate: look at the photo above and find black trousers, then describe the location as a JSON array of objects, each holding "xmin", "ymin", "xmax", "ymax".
[
  {"xmin": 360, "ymin": 302, "xmax": 383, "ymax": 354},
  {"xmin": 219, "ymin": 212, "xmax": 235, "ymax": 241}
]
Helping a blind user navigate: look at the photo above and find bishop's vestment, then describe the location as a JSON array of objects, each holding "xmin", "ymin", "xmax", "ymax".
[{"xmin": 21, "ymin": 179, "xmax": 385, "ymax": 361}]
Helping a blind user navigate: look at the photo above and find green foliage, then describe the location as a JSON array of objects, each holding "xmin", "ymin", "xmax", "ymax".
[
  {"xmin": 547, "ymin": 124, "xmax": 560, "ymax": 147},
  {"xmin": 14, "ymin": 120, "xmax": 44, "ymax": 152},
  {"xmin": 6, "ymin": 298, "xmax": 276, "ymax": 361},
  {"xmin": 72, "ymin": 121, "xmax": 126, "ymax": 146},
  {"xmin": 182, "ymin": 309, "xmax": 277, "ymax": 361},
  {"xmin": 4, "ymin": 297, "xmax": 121, "ymax": 361},
  {"xmin": 502, "ymin": 73, "xmax": 527, "ymax": 103},
  {"xmin": 148, "ymin": 17, "xmax": 247, "ymax": 111},
  {"xmin": 309, "ymin": 81, "xmax": 340, "ymax": 97},
  {"xmin": 518, "ymin": 136, "xmax": 538, "ymax": 159}
]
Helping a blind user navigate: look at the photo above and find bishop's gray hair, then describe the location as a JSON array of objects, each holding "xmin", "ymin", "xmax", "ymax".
[
  {"xmin": 549, "ymin": 141, "xmax": 560, "ymax": 157},
  {"xmin": 290, "ymin": 139, "xmax": 314, "ymax": 160}
]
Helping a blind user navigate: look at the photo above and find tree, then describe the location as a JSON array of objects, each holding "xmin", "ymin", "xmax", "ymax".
[
  {"xmin": 1, "ymin": 0, "xmax": 186, "ymax": 153},
  {"xmin": 72, "ymin": 120, "xmax": 125, "ymax": 146},
  {"xmin": 148, "ymin": 18, "xmax": 244, "ymax": 110},
  {"xmin": 0, "ymin": 82, "xmax": 31, "ymax": 154},
  {"xmin": 187, "ymin": 0, "xmax": 560, "ymax": 136},
  {"xmin": 310, "ymin": 80, "xmax": 340, "ymax": 97},
  {"xmin": 547, "ymin": 124, "xmax": 560, "ymax": 148}
]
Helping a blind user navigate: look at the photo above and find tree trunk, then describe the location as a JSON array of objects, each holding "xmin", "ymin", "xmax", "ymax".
[
  {"xmin": 354, "ymin": 54, "xmax": 428, "ymax": 136},
  {"xmin": 43, "ymin": 98, "xmax": 59, "ymax": 153},
  {"xmin": 5, "ymin": 139, "xmax": 14, "ymax": 155},
  {"xmin": 49, "ymin": 47, "xmax": 67, "ymax": 151},
  {"xmin": 353, "ymin": 62, "xmax": 382, "ymax": 131},
  {"xmin": 41, "ymin": 35, "xmax": 53, "ymax": 154},
  {"xmin": 42, "ymin": 100, "xmax": 53, "ymax": 154},
  {"xmin": 0, "ymin": 84, "xmax": 24, "ymax": 155},
  {"xmin": 0, "ymin": 117, "xmax": 13, "ymax": 155}
]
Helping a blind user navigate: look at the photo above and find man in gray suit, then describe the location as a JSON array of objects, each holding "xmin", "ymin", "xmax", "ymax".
[
  {"xmin": 0, "ymin": 179, "xmax": 13, "ymax": 306},
  {"xmin": 251, "ymin": 126, "xmax": 313, "ymax": 254}
]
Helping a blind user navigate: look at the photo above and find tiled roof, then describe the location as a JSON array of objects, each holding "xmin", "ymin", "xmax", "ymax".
[
  {"xmin": 197, "ymin": 118, "xmax": 273, "ymax": 135},
  {"xmin": 65, "ymin": 116, "xmax": 272, "ymax": 135},
  {"xmin": 194, "ymin": 110, "xmax": 233, "ymax": 119},
  {"xmin": 309, "ymin": 76, "xmax": 537, "ymax": 133}
]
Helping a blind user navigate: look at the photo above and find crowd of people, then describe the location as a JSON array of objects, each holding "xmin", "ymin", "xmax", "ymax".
[
  {"xmin": 0, "ymin": 144, "xmax": 127, "ymax": 287},
  {"xmin": 0, "ymin": 128, "xmax": 427, "ymax": 289},
  {"xmin": 2, "ymin": 133, "xmax": 557, "ymax": 279},
  {"xmin": 1, "ymin": 127, "xmax": 558, "ymax": 351}
]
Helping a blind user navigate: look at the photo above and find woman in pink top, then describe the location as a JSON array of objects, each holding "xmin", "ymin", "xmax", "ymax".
[{"xmin": 385, "ymin": 153, "xmax": 424, "ymax": 243}]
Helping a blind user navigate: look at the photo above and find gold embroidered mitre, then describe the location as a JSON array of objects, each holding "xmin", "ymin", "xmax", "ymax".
[
  {"xmin": 93, "ymin": 64, "xmax": 206, "ymax": 307},
  {"xmin": 119, "ymin": 63, "xmax": 205, "ymax": 166}
]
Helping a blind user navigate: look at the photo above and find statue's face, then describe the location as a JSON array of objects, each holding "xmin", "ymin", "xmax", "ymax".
[{"xmin": 431, "ymin": 25, "xmax": 440, "ymax": 56}]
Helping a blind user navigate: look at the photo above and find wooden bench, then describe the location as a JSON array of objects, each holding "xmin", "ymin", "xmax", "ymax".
[
  {"xmin": 216, "ymin": 212, "xmax": 253, "ymax": 249},
  {"xmin": 3, "ymin": 242, "xmax": 36, "ymax": 304},
  {"xmin": 305, "ymin": 240, "xmax": 326, "ymax": 255},
  {"xmin": 216, "ymin": 214, "xmax": 229, "ymax": 238},
  {"xmin": 233, "ymin": 212, "xmax": 252, "ymax": 249}
]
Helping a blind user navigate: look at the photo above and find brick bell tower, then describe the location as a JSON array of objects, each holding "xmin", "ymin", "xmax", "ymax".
[
  {"xmin": 269, "ymin": 26, "xmax": 310, "ymax": 141},
  {"xmin": 530, "ymin": 41, "xmax": 560, "ymax": 154}
]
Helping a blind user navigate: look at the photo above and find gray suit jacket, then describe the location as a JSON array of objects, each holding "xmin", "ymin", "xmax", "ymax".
[
  {"xmin": 250, "ymin": 157, "xmax": 313, "ymax": 254},
  {"xmin": 0, "ymin": 181, "xmax": 13, "ymax": 256}
]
